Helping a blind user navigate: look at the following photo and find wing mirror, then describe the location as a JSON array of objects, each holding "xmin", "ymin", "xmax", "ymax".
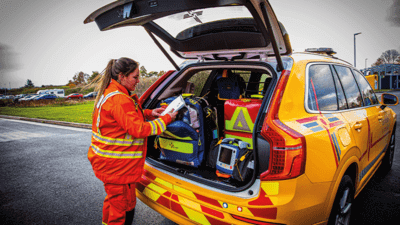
[{"xmin": 380, "ymin": 93, "xmax": 399, "ymax": 109}]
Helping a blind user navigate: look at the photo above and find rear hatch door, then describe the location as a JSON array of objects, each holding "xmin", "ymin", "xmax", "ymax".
[{"xmin": 84, "ymin": 0, "xmax": 291, "ymax": 69}]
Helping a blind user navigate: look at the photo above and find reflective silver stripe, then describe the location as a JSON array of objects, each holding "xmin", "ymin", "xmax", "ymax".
[
  {"xmin": 154, "ymin": 118, "xmax": 166, "ymax": 133},
  {"xmin": 96, "ymin": 91, "xmax": 121, "ymax": 134},
  {"xmin": 92, "ymin": 132, "xmax": 144, "ymax": 146},
  {"xmin": 91, "ymin": 144, "xmax": 143, "ymax": 159},
  {"xmin": 96, "ymin": 95, "xmax": 105, "ymax": 109},
  {"xmin": 149, "ymin": 120, "xmax": 157, "ymax": 135}
]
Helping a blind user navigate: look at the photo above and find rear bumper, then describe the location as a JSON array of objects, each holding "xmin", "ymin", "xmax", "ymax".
[{"xmin": 137, "ymin": 167, "xmax": 332, "ymax": 225}]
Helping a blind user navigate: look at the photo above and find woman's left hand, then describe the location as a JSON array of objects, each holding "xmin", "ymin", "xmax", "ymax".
[{"xmin": 151, "ymin": 108, "xmax": 165, "ymax": 117}]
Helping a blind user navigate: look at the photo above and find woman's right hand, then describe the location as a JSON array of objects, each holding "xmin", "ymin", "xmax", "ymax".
[{"xmin": 168, "ymin": 109, "xmax": 179, "ymax": 121}]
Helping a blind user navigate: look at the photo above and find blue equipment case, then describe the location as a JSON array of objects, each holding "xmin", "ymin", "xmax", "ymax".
[{"xmin": 156, "ymin": 95, "xmax": 216, "ymax": 168}]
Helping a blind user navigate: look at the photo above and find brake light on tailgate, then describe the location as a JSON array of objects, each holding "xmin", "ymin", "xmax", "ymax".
[{"xmin": 260, "ymin": 70, "xmax": 306, "ymax": 181}]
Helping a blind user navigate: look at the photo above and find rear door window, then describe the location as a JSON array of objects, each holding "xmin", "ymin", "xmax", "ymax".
[
  {"xmin": 307, "ymin": 64, "xmax": 338, "ymax": 111},
  {"xmin": 351, "ymin": 69, "xmax": 379, "ymax": 106},
  {"xmin": 330, "ymin": 65, "xmax": 348, "ymax": 110},
  {"xmin": 333, "ymin": 65, "xmax": 363, "ymax": 109}
]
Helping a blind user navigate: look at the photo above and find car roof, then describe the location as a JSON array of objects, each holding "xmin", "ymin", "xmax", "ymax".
[{"xmin": 291, "ymin": 52, "xmax": 352, "ymax": 66}]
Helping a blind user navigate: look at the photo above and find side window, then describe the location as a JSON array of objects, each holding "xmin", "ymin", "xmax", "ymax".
[
  {"xmin": 188, "ymin": 70, "xmax": 212, "ymax": 96},
  {"xmin": 307, "ymin": 64, "xmax": 338, "ymax": 111},
  {"xmin": 333, "ymin": 65, "xmax": 363, "ymax": 109},
  {"xmin": 331, "ymin": 66, "xmax": 348, "ymax": 110},
  {"xmin": 259, "ymin": 73, "xmax": 272, "ymax": 94},
  {"xmin": 352, "ymin": 69, "xmax": 379, "ymax": 105}
]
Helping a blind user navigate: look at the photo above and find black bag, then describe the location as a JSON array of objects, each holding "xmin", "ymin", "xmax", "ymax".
[
  {"xmin": 206, "ymin": 138, "xmax": 221, "ymax": 168},
  {"xmin": 232, "ymin": 148, "xmax": 254, "ymax": 182}
]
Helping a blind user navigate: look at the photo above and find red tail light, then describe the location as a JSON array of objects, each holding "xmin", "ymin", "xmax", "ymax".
[{"xmin": 260, "ymin": 70, "xmax": 306, "ymax": 181}]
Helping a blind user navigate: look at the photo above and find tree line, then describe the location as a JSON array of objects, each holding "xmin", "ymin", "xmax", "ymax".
[{"xmin": 66, "ymin": 66, "xmax": 165, "ymax": 87}]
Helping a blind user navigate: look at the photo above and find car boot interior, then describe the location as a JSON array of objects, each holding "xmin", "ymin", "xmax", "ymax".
[{"xmin": 145, "ymin": 64, "xmax": 274, "ymax": 189}]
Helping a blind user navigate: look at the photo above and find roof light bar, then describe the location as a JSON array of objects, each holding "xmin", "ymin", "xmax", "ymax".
[{"xmin": 305, "ymin": 47, "xmax": 337, "ymax": 56}]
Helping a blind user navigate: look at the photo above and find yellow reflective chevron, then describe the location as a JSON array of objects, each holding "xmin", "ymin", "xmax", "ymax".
[{"xmin": 225, "ymin": 107, "xmax": 254, "ymax": 133}]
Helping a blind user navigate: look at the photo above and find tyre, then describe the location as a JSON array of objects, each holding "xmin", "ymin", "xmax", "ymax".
[
  {"xmin": 328, "ymin": 175, "xmax": 354, "ymax": 225},
  {"xmin": 380, "ymin": 128, "xmax": 395, "ymax": 173}
]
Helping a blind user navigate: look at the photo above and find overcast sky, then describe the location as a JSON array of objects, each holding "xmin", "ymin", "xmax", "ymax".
[{"xmin": 0, "ymin": 0, "xmax": 399, "ymax": 89}]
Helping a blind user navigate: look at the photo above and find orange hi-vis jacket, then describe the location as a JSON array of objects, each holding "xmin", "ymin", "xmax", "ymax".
[{"xmin": 88, "ymin": 80, "xmax": 172, "ymax": 184}]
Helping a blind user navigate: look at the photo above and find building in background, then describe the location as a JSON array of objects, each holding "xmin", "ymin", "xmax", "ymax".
[{"xmin": 361, "ymin": 64, "xmax": 400, "ymax": 90}]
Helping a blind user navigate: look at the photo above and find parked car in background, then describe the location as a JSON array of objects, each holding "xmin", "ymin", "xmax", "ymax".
[
  {"xmin": 18, "ymin": 94, "xmax": 39, "ymax": 102},
  {"xmin": 85, "ymin": 1, "xmax": 399, "ymax": 225},
  {"xmin": 83, "ymin": 92, "xmax": 97, "ymax": 99},
  {"xmin": 0, "ymin": 95, "xmax": 14, "ymax": 100},
  {"xmin": 13, "ymin": 94, "xmax": 27, "ymax": 103},
  {"xmin": 65, "ymin": 93, "xmax": 83, "ymax": 99},
  {"xmin": 37, "ymin": 89, "xmax": 65, "ymax": 98},
  {"xmin": 33, "ymin": 94, "xmax": 57, "ymax": 100}
]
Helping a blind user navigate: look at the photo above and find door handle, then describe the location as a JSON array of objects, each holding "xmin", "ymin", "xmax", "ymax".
[
  {"xmin": 378, "ymin": 115, "xmax": 383, "ymax": 122},
  {"xmin": 354, "ymin": 122, "xmax": 362, "ymax": 131}
]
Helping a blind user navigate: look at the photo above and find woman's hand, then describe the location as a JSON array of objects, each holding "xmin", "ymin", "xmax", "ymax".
[
  {"xmin": 168, "ymin": 109, "xmax": 179, "ymax": 121},
  {"xmin": 151, "ymin": 108, "xmax": 165, "ymax": 117}
]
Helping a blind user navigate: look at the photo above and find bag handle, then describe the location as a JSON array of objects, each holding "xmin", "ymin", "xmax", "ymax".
[{"xmin": 221, "ymin": 138, "xmax": 250, "ymax": 150}]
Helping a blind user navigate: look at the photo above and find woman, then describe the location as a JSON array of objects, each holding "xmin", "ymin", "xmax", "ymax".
[{"xmin": 88, "ymin": 57, "xmax": 177, "ymax": 225}]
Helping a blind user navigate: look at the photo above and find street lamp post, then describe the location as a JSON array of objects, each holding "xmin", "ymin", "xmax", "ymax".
[{"xmin": 354, "ymin": 32, "xmax": 361, "ymax": 67}]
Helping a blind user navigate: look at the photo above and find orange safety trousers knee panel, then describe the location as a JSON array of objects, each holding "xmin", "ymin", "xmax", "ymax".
[{"xmin": 102, "ymin": 183, "xmax": 136, "ymax": 225}]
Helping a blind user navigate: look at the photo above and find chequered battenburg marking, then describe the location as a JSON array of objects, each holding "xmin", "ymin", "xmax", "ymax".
[{"xmin": 139, "ymin": 169, "xmax": 278, "ymax": 223}]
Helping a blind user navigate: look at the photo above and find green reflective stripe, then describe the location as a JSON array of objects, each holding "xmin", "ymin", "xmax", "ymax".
[
  {"xmin": 102, "ymin": 222, "xmax": 108, "ymax": 225},
  {"xmin": 92, "ymin": 132, "xmax": 144, "ymax": 146},
  {"xmin": 154, "ymin": 118, "xmax": 166, "ymax": 133},
  {"xmin": 160, "ymin": 131, "xmax": 193, "ymax": 140},
  {"xmin": 91, "ymin": 144, "xmax": 143, "ymax": 159},
  {"xmin": 159, "ymin": 137, "xmax": 193, "ymax": 153}
]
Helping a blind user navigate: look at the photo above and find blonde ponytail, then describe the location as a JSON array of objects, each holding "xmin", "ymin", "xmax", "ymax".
[
  {"xmin": 94, "ymin": 59, "xmax": 115, "ymax": 107},
  {"xmin": 93, "ymin": 58, "xmax": 139, "ymax": 108}
]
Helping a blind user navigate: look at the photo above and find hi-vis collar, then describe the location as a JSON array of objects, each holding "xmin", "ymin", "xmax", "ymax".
[{"xmin": 96, "ymin": 91, "xmax": 136, "ymax": 135}]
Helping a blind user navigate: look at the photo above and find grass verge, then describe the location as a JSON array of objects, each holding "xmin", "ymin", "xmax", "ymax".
[{"xmin": 0, "ymin": 100, "xmax": 94, "ymax": 124}]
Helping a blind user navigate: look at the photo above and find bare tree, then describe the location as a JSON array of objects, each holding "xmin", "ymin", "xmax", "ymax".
[
  {"xmin": 372, "ymin": 49, "xmax": 400, "ymax": 66},
  {"xmin": 72, "ymin": 71, "xmax": 90, "ymax": 85}
]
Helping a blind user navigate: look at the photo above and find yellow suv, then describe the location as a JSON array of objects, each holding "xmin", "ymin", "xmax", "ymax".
[{"xmin": 85, "ymin": 1, "xmax": 398, "ymax": 224}]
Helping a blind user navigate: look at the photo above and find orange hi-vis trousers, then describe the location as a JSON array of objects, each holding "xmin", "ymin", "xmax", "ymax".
[{"xmin": 102, "ymin": 183, "xmax": 136, "ymax": 225}]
